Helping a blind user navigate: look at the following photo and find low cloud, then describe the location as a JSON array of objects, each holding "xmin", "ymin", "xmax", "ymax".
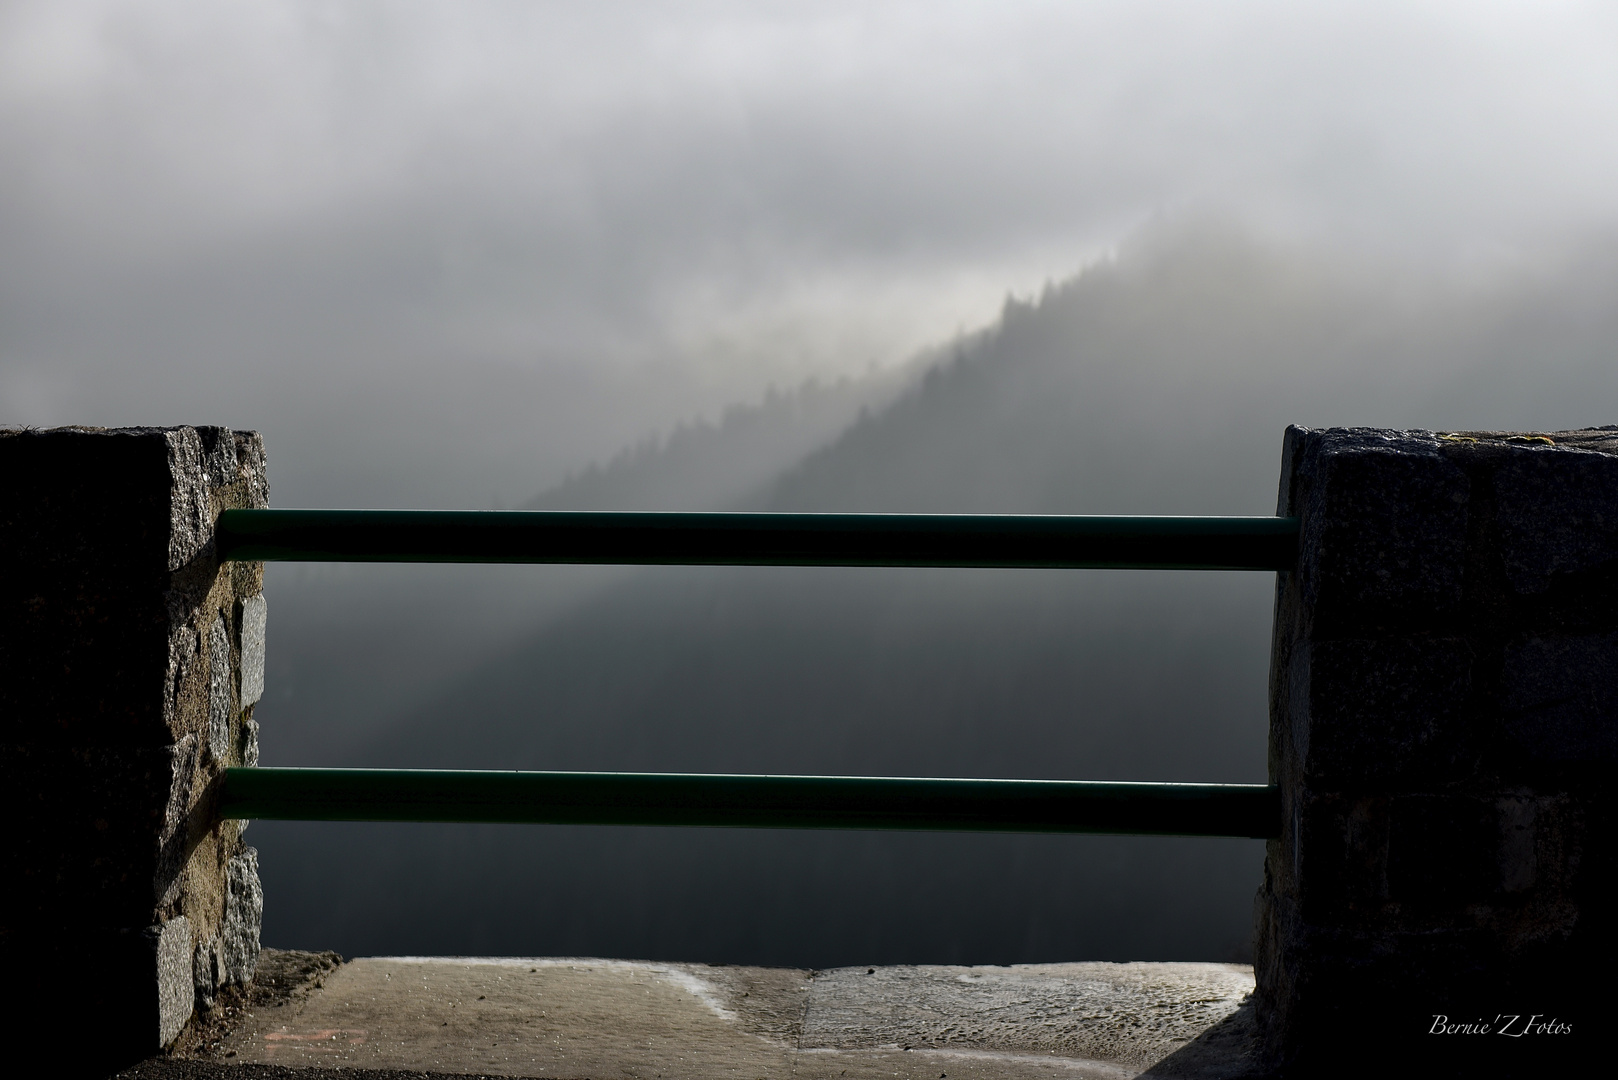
[{"xmin": 5, "ymin": 2, "xmax": 1618, "ymax": 508}]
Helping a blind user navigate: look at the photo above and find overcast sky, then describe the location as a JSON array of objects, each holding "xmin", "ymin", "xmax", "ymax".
[{"xmin": 4, "ymin": 1, "xmax": 1618, "ymax": 504}]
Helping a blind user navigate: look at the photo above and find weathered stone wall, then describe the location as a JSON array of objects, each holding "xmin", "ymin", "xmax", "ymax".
[
  {"xmin": 0, "ymin": 426, "xmax": 266, "ymax": 1068},
  {"xmin": 1256, "ymin": 427, "xmax": 1614, "ymax": 1077}
]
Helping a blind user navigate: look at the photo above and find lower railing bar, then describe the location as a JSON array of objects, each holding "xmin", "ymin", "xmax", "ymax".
[
  {"xmin": 220, "ymin": 768, "xmax": 1279, "ymax": 839},
  {"xmin": 216, "ymin": 510, "xmax": 1298, "ymax": 571}
]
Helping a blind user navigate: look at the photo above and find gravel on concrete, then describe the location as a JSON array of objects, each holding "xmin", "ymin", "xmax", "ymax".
[{"xmin": 113, "ymin": 950, "xmax": 1260, "ymax": 1080}]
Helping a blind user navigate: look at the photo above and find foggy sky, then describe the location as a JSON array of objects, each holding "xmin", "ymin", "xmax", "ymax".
[
  {"xmin": 5, "ymin": 2, "xmax": 1618, "ymax": 505},
  {"xmin": 8, "ymin": 2, "xmax": 1618, "ymax": 966},
  {"xmin": 249, "ymin": 224, "xmax": 1618, "ymax": 964}
]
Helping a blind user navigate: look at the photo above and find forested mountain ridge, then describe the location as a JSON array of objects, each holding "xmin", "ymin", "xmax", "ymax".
[
  {"xmin": 525, "ymin": 366, "xmax": 917, "ymax": 512},
  {"xmin": 256, "ymin": 227, "xmax": 1618, "ymax": 968}
]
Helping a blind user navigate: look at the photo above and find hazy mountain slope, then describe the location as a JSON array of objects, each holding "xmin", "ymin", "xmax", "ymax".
[
  {"xmin": 757, "ymin": 229, "xmax": 1596, "ymax": 516},
  {"xmin": 526, "ymin": 367, "xmax": 918, "ymax": 511},
  {"xmin": 253, "ymin": 227, "xmax": 1618, "ymax": 967},
  {"xmin": 258, "ymin": 364, "xmax": 921, "ymax": 767}
]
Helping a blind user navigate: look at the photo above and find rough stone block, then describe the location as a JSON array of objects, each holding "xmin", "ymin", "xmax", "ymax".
[
  {"xmin": 1292, "ymin": 636, "xmax": 1474, "ymax": 785},
  {"xmin": 1257, "ymin": 427, "xmax": 1616, "ymax": 1077},
  {"xmin": 1285, "ymin": 427, "xmax": 1470, "ymax": 630},
  {"xmin": 240, "ymin": 593, "xmax": 267, "ymax": 708},
  {"xmin": 1283, "ymin": 793, "xmax": 1392, "ymax": 916},
  {"xmin": 224, "ymin": 848, "xmax": 265, "ymax": 988},
  {"xmin": 154, "ymin": 915, "xmax": 195, "ymax": 1047},
  {"xmin": 1385, "ymin": 795, "xmax": 1503, "ymax": 906},
  {"xmin": 0, "ymin": 741, "xmax": 199, "ymax": 925},
  {"xmin": 1500, "ymin": 631, "xmax": 1618, "ymax": 763},
  {"xmin": 1494, "ymin": 446, "xmax": 1618, "ymax": 594},
  {"xmin": 207, "ymin": 613, "xmax": 233, "ymax": 761},
  {"xmin": 0, "ymin": 425, "xmax": 269, "ymax": 1070}
]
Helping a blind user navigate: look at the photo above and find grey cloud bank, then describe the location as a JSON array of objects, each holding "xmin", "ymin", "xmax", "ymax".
[
  {"xmin": 6, "ymin": 2, "xmax": 1618, "ymax": 507},
  {"xmin": 5, "ymin": 1, "xmax": 1618, "ymax": 964},
  {"xmin": 256, "ymin": 225, "xmax": 1618, "ymax": 964}
]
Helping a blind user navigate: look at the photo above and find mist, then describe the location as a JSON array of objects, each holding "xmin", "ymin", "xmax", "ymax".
[
  {"xmin": 252, "ymin": 227, "xmax": 1618, "ymax": 965},
  {"xmin": 4, "ymin": 2, "xmax": 1618, "ymax": 965}
]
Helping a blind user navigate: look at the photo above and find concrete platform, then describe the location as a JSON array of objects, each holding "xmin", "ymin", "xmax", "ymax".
[{"xmin": 143, "ymin": 950, "xmax": 1260, "ymax": 1079}]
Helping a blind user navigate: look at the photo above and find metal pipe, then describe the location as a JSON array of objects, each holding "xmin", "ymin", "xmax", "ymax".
[
  {"xmin": 216, "ymin": 510, "xmax": 1297, "ymax": 570},
  {"xmin": 220, "ymin": 768, "xmax": 1279, "ymax": 838}
]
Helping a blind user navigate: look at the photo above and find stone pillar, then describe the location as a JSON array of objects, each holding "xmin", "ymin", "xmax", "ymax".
[
  {"xmin": 1255, "ymin": 427, "xmax": 1613, "ymax": 1077},
  {"xmin": 0, "ymin": 426, "xmax": 267, "ymax": 1070}
]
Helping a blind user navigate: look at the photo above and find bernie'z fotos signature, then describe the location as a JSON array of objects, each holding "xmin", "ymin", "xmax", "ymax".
[{"xmin": 1429, "ymin": 1015, "xmax": 1572, "ymax": 1037}]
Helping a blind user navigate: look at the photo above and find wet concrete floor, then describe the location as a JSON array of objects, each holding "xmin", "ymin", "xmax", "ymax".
[{"xmin": 155, "ymin": 950, "xmax": 1259, "ymax": 1079}]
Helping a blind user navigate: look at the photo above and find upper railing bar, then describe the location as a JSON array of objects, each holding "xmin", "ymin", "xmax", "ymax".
[
  {"xmin": 217, "ymin": 510, "xmax": 1298, "ymax": 570},
  {"xmin": 220, "ymin": 767, "xmax": 1280, "ymax": 839}
]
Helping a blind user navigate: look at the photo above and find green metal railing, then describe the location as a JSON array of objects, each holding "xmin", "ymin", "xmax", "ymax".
[
  {"xmin": 218, "ymin": 509, "xmax": 1292, "ymax": 839},
  {"xmin": 217, "ymin": 509, "xmax": 1298, "ymax": 571},
  {"xmin": 220, "ymin": 769, "xmax": 1278, "ymax": 838}
]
